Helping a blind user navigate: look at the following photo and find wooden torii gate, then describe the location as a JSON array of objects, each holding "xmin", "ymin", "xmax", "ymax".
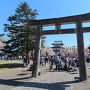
[{"xmin": 28, "ymin": 13, "xmax": 90, "ymax": 81}]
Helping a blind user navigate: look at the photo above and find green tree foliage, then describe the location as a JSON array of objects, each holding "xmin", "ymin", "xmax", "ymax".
[{"xmin": 3, "ymin": 2, "xmax": 38, "ymax": 57}]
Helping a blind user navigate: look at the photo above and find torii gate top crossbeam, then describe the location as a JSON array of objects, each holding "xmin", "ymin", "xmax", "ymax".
[
  {"xmin": 26, "ymin": 13, "xmax": 90, "ymax": 35},
  {"xmin": 28, "ymin": 13, "xmax": 90, "ymax": 26}
]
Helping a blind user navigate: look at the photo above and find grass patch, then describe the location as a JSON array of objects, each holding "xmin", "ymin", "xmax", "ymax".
[{"xmin": 0, "ymin": 60, "xmax": 23, "ymax": 73}]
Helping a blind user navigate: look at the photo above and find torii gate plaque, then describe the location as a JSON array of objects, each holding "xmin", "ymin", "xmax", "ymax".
[{"xmin": 28, "ymin": 13, "xmax": 90, "ymax": 81}]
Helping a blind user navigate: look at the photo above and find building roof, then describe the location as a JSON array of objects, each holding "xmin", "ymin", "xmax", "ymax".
[
  {"xmin": 52, "ymin": 43, "xmax": 64, "ymax": 45},
  {"xmin": 52, "ymin": 40, "xmax": 64, "ymax": 45}
]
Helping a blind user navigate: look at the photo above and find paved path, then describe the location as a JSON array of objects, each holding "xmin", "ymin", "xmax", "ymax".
[{"xmin": 1, "ymin": 63, "xmax": 90, "ymax": 90}]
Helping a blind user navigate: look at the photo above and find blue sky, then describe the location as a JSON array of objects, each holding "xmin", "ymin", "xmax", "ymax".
[{"xmin": 0, "ymin": 0, "xmax": 90, "ymax": 47}]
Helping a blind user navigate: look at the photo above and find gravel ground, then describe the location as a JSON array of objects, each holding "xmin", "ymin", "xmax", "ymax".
[
  {"xmin": 11, "ymin": 65, "xmax": 90, "ymax": 90},
  {"xmin": 1, "ymin": 64, "xmax": 90, "ymax": 90},
  {"xmin": 11, "ymin": 71, "xmax": 79, "ymax": 90}
]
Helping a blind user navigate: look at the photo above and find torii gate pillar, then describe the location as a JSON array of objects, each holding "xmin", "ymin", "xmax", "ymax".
[
  {"xmin": 32, "ymin": 25, "xmax": 41, "ymax": 77},
  {"xmin": 76, "ymin": 21, "xmax": 87, "ymax": 81}
]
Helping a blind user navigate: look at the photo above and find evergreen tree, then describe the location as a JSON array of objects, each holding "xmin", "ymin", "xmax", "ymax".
[{"xmin": 3, "ymin": 2, "xmax": 38, "ymax": 58}]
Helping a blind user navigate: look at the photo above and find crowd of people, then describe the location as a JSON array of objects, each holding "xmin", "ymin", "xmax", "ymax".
[
  {"xmin": 40, "ymin": 55, "xmax": 79, "ymax": 72},
  {"xmin": 22, "ymin": 54, "xmax": 90, "ymax": 73}
]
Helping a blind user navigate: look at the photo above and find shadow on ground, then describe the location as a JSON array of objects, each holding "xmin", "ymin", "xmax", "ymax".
[
  {"xmin": 0, "ymin": 63, "xmax": 23, "ymax": 68},
  {"xmin": 0, "ymin": 76, "xmax": 80, "ymax": 90}
]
